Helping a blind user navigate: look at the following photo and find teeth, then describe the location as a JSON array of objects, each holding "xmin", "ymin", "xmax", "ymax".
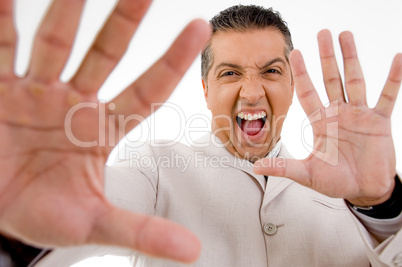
[{"xmin": 237, "ymin": 111, "xmax": 266, "ymax": 121}]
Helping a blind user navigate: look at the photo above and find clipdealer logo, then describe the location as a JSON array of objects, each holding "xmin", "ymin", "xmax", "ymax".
[{"xmin": 301, "ymin": 101, "xmax": 339, "ymax": 166}]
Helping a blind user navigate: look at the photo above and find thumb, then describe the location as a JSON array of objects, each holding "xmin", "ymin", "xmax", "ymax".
[
  {"xmin": 253, "ymin": 158, "xmax": 310, "ymax": 186},
  {"xmin": 90, "ymin": 205, "xmax": 201, "ymax": 263}
]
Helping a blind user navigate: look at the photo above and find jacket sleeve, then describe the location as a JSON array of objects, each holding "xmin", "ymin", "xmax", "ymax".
[
  {"xmin": 0, "ymin": 233, "xmax": 51, "ymax": 267},
  {"xmin": 349, "ymin": 174, "xmax": 402, "ymax": 267}
]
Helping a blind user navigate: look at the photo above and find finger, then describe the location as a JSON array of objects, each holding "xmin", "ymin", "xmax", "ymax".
[
  {"xmin": 253, "ymin": 158, "xmax": 311, "ymax": 187},
  {"xmin": 91, "ymin": 206, "xmax": 201, "ymax": 263},
  {"xmin": 317, "ymin": 29, "xmax": 345, "ymax": 103},
  {"xmin": 339, "ymin": 31, "xmax": 366, "ymax": 106},
  {"xmin": 108, "ymin": 19, "xmax": 210, "ymax": 138},
  {"xmin": 28, "ymin": 0, "xmax": 85, "ymax": 82},
  {"xmin": 0, "ymin": 0, "xmax": 17, "ymax": 79},
  {"xmin": 375, "ymin": 53, "xmax": 402, "ymax": 117},
  {"xmin": 70, "ymin": 0, "xmax": 152, "ymax": 93},
  {"xmin": 290, "ymin": 49, "xmax": 324, "ymax": 116}
]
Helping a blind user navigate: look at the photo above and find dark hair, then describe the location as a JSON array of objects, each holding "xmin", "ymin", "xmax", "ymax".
[{"xmin": 201, "ymin": 5, "xmax": 293, "ymax": 82}]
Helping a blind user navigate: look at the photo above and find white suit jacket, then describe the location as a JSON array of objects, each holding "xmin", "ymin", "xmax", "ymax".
[{"xmin": 36, "ymin": 133, "xmax": 402, "ymax": 266}]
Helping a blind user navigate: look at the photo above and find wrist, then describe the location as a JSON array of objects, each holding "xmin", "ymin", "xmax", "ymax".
[
  {"xmin": 347, "ymin": 173, "xmax": 396, "ymax": 207},
  {"xmin": 346, "ymin": 175, "xmax": 402, "ymax": 219}
]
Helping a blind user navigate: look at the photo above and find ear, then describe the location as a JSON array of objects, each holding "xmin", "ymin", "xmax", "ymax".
[
  {"xmin": 202, "ymin": 79, "xmax": 208, "ymax": 99},
  {"xmin": 290, "ymin": 70, "xmax": 295, "ymax": 101},
  {"xmin": 202, "ymin": 79, "xmax": 211, "ymax": 110}
]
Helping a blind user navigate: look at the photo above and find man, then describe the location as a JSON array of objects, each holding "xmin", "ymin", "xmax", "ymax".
[{"xmin": 0, "ymin": 1, "xmax": 401, "ymax": 267}]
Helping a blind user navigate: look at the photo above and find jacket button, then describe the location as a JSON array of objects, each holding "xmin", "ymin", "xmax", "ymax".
[
  {"xmin": 394, "ymin": 253, "xmax": 402, "ymax": 267},
  {"xmin": 263, "ymin": 223, "xmax": 277, "ymax": 236}
]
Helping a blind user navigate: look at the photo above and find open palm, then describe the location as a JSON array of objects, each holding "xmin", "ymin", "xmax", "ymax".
[
  {"xmin": 255, "ymin": 30, "xmax": 402, "ymax": 207},
  {"xmin": 0, "ymin": 0, "xmax": 209, "ymax": 262}
]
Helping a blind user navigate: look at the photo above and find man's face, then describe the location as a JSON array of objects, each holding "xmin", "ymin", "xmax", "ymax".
[{"xmin": 203, "ymin": 28, "xmax": 294, "ymax": 160}]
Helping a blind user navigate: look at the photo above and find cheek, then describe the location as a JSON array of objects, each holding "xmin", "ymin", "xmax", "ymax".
[
  {"xmin": 208, "ymin": 86, "xmax": 239, "ymax": 114},
  {"xmin": 269, "ymin": 89, "xmax": 292, "ymax": 117}
]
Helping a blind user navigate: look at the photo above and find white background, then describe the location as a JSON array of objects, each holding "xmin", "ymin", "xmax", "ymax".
[{"xmin": 14, "ymin": 0, "xmax": 402, "ymax": 266}]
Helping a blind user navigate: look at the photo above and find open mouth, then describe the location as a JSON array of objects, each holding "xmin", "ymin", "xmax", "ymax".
[{"xmin": 236, "ymin": 111, "xmax": 267, "ymax": 136}]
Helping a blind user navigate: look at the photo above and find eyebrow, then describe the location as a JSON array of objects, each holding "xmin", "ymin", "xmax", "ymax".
[
  {"xmin": 213, "ymin": 62, "xmax": 243, "ymax": 76},
  {"xmin": 259, "ymin": 57, "xmax": 287, "ymax": 70},
  {"xmin": 213, "ymin": 57, "xmax": 288, "ymax": 76}
]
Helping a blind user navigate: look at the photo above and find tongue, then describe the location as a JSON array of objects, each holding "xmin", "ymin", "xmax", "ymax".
[{"xmin": 241, "ymin": 119, "xmax": 264, "ymax": 136}]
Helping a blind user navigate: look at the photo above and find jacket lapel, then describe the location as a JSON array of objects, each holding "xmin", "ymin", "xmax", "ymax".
[
  {"xmin": 195, "ymin": 133, "xmax": 295, "ymax": 194},
  {"xmin": 193, "ymin": 133, "xmax": 267, "ymax": 190},
  {"xmin": 263, "ymin": 145, "xmax": 294, "ymax": 203}
]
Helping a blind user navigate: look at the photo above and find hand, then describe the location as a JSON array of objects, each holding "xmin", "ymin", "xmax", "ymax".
[
  {"xmin": 254, "ymin": 30, "xmax": 402, "ymax": 207},
  {"xmin": 0, "ymin": 0, "xmax": 209, "ymax": 262}
]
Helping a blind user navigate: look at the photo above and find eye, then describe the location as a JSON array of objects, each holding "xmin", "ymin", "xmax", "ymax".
[
  {"xmin": 217, "ymin": 70, "xmax": 241, "ymax": 82},
  {"xmin": 265, "ymin": 69, "xmax": 280, "ymax": 74},
  {"xmin": 221, "ymin": 71, "xmax": 236, "ymax": 77}
]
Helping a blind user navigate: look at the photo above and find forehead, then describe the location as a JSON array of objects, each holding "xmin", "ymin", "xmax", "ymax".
[{"xmin": 210, "ymin": 28, "xmax": 288, "ymax": 68}]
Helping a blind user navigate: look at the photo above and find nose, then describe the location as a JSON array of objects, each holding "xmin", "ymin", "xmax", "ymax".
[{"xmin": 239, "ymin": 80, "xmax": 265, "ymax": 104}]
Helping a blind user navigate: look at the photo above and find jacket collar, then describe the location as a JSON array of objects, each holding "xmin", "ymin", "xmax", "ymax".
[{"xmin": 193, "ymin": 133, "xmax": 294, "ymax": 192}]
